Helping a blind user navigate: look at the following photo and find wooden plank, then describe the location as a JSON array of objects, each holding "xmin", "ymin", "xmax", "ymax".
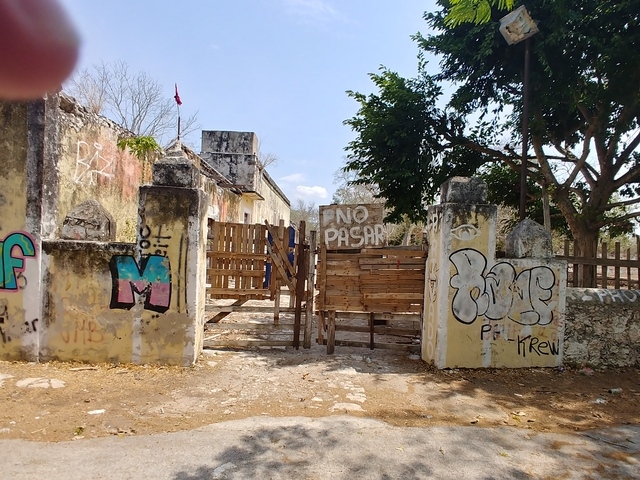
[
  {"xmin": 266, "ymin": 241, "xmax": 295, "ymax": 292},
  {"xmin": 206, "ymin": 299, "xmax": 248, "ymax": 323},
  {"xmin": 293, "ymin": 221, "xmax": 307, "ymax": 349},
  {"xmin": 360, "ymin": 247, "xmax": 426, "ymax": 256},
  {"xmin": 304, "ymin": 230, "xmax": 317, "ymax": 349},
  {"xmin": 327, "ymin": 339, "xmax": 419, "ymax": 352},
  {"xmin": 317, "ymin": 245, "xmax": 327, "ymax": 311},
  {"xmin": 205, "ymin": 305, "xmax": 297, "ymax": 314},
  {"xmin": 369, "ymin": 312, "xmax": 374, "ymax": 350},
  {"xmin": 317, "ymin": 310, "xmax": 325, "ymax": 345},
  {"xmin": 358, "ymin": 257, "xmax": 426, "ymax": 266},
  {"xmin": 265, "ymin": 221, "xmax": 296, "ymax": 282},
  {"xmin": 362, "ymin": 293, "xmax": 423, "ymax": 301},
  {"xmin": 335, "ymin": 325, "xmax": 421, "ymax": 336},
  {"xmin": 207, "ymin": 288, "xmax": 270, "ymax": 296},
  {"xmin": 207, "ymin": 323, "xmax": 298, "ymax": 332},
  {"xmin": 332, "ymin": 312, "xmax": 422, "ymax": 322},
  {"xmin": 319, "ymin": 204, "xmax": 385, "ymax": 249},
  {"xmin": 614, "ymin": 242, "xmax": 621, "ymax": 289},
  {"xmin": 327, "ymin": 310, "xmax": 336, "ymax": 354},
  {"xmin": 207, "ymin": 269, "xmax": 265, "ymax": 277},
  {"xmin": 601, "ymin": 242, "xmax": 608, "ymax": 288},
  {"xmin": 204, "ymin": 340, "xmax": 295, "ymax": 348}
]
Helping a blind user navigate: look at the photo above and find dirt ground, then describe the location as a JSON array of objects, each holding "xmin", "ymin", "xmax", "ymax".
[{"xmin": 1, "ymin": 341, "xmax": 639, "ymax": 443}]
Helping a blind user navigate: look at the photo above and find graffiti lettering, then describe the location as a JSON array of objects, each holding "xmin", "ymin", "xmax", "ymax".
[
  {"xmin": 74, "ymin": 141, "xmax": 114, "ymax": 185},
  {"xmin": 320, "ymin": 204, "xmax": 385, "ymax": 249},
  {"xmin": 0, "ymin": 232, "xmax": 36, "ymax": 291},
  {"xmin": 139, "ymin": 224, "xmax": 172, "ymax": 256},
  {"xmin": 23, "ymin": 318, "xmax": 38, "ymax": 333},
  {"xmin": 0, "ymin": 300, "xmax": 9, "ymax": 344},
  {"xmin": 60, "ymin": 319, "xmax": 104, "ymax": 344},
  {"xmin": 450, "ymin": 248, "xmax": 556, "ymax": 326},
  {"xmin": 110, "ymin": 255, "xmax": 171, "ymax": 313},
  {"xmin": 517, "ymin": 335, "xmax": 560, "ymax": 357}
]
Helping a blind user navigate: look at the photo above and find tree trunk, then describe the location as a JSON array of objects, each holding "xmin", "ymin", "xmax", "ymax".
[{"xmin": 573, "ymin": 227, "xmax": 599, "ymax": 288}]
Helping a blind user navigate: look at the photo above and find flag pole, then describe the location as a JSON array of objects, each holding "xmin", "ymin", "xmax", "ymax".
[{"xmin": 174, "ymin": 83, "xmax": 183, "ymax": 142}]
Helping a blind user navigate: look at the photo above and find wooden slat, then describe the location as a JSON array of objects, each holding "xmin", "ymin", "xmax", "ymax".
[{"xmin": 204, "ymin": 340, "xmax": 295, "ymax": 348}]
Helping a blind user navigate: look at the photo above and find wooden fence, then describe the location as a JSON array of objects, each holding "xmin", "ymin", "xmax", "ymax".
[
  {"xmin": 555, "ymin": 238, "xmax": 640, "ymax": 289},
  {"xmin": 315, "ymin": 246, "xmax": 426, "ymax": 353},
  {"xmin": 204, "ymin": 220, "xmax": 315, "ymax": 349}
]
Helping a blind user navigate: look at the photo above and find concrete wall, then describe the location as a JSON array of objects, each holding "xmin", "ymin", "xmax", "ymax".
[
  {"xmin": 564, "ymin": 288, "xmax": 640, "ymax": 367},
  {"xmin": 422, "ymin": 178, "xmax": 567, "ymax": 368},
  {"xmin": 200, "ymin": 130, "xmax": 290, "ymax": 225},
  {"xmin": 40, "ymin": 241, "xmax": 138, "ymax": 363},
  {"xmin": 55, "ymin": 95, "xmax": 154, "ymax": 242},
  {"xmin": 0, "ymin": 101, "xmax": 45, "ymax": 361}
]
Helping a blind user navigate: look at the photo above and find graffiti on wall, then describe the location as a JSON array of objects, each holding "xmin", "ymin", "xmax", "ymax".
[
  {"xmin": 109, "ymin": 255, "xmax": 171, "ymax": 313},
  {"xmin": 60, "ymin": 319, "xmax": 104, "ymax": 345},
  {"xmin": 449, "ymin": 248, "xmax": 557, "ymax": 326},
  {"xmin": 320, "ymin": 204, "xmax": 385, "ymax": 249},
  {"xmin": 74, "ymin": 141, "xmax": 114, "ymax": 185},
  {"xmin": 0, "ymin": 232, "xmax": 36, "ymax": 292}
]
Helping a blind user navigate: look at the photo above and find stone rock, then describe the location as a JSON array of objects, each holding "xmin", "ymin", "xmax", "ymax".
[
  {"xmin": 440, "ymin": 177, "xmax": 488, "ymax": 204},
  {"xmin": 61, "ymin": 200, "xmax": 115, "ymax": 241},
  {"xmin": 505, "ymin": 219, "xmax": 552, "ymax": 258}
]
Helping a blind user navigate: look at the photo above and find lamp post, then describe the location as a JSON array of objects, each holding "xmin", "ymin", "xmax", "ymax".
[{"xmin": 499, "ymin": 5, "xmax": 539, "ymax": 221}]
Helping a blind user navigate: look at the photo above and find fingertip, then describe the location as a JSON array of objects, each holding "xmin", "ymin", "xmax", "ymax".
[{"xmin": 0, "ymin": 0, "xmax": 80, "ymax": 100}]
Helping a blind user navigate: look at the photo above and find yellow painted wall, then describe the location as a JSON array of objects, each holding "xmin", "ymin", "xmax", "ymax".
[
  {"xmin": 41, "ymin": 244, "xmax": 136, "ymax": 363},
  {"xmin": 56, "ymin": 99, "xmax": 154, "ymax": 242},
  {"xmin": 0, "ymin": 103, "xmax": 40, "ymax": 360},
  {"xmin": 423, "ymin": 201, "xmax": 566, "ymax": 368}
]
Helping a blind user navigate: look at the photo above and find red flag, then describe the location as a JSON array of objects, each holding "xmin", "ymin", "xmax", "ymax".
[{"xmin": 174, "ymin": 83, "xmax": 182, "ymax": 106}]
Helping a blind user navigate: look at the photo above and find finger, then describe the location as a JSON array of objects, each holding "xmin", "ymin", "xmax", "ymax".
[{"xmin": 0, "ymin": 0, "xmax": 80, "ymax": 100}]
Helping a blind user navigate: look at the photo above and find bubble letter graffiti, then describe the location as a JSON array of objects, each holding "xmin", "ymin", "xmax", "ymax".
[
  {"xmin": 0, "ymin": 232, "xmax": 36, "ymax": 291},
  {"xmin": 109, "ymin": 255, "xmax": 171, "ymax": 313}
]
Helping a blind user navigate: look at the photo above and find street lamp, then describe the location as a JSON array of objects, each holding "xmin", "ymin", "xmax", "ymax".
[{"xmin": 499, "ymin": 5, "xmax": 539, "ymax": 221}]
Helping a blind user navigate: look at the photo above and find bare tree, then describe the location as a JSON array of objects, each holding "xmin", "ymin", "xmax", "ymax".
[
  {"xmin": 290, "ymin": 199, "xmax": 319, "ymax": 233},
  {"xmin": 332, "ymin": 166, "xmax": 382, "ymax": 205},
  {"xmin": 65, "ymin": 61, "xmax": 198, "ymax": 146}
]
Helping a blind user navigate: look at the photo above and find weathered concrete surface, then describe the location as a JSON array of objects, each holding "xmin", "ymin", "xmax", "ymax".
[
  {"xmin": 440, "ymin": 176, "xmax": 488, "ymax": 204},
  {"xmin": 200, "ymin": 130, "xmax": 290, "ymax": 225},
  {"xmin": 0, "ymin": 417, "xmax": 638, "ymax": 479},
  {"xmin": 0, "ymin": 101, "xmax": 43, "ymax": 361},
  {"xmin": 565, "ymin": 288, "xmax": 640, "ymax": 367},
  {"xmin": 506, "ymin": 218, "xmax": 553, "ymax": 258},
  {"xmin": 56, "ymin": 94, "xmax": 155, "ymax": 242},
  {"xmin": 60, "ymin": 199, "xmax": 116, "ymax": 241},
  {"xmin": 41, "ymin": 240, "xmax": 137, "ymax": 363}
]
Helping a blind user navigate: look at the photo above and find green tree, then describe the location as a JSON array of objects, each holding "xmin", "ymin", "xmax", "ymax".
[
  {"xmin": 444, "ymin": 0, "xmax": 514, "ymax": 26},
  {"xmin": 344, "ymin": 0, "xmax": 640, "ymax": 286},
  {"xmin": 290, "ymin": 199, "xmax": 319, "ymax": 233}
]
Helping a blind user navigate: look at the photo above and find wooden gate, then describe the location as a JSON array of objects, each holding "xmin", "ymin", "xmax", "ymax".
[
  {"xmin": 315, "ymin": 246, "xmax": 426, "ymax": 353},
  {"xmin": 204, "ymin": 220, "xmax": 315, "ymax": 349}
]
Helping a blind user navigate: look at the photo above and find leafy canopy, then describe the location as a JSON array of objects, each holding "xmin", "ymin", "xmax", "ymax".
[{"xmin": 343, "ymin": 0, "xmax": 640, "ymax": 247}]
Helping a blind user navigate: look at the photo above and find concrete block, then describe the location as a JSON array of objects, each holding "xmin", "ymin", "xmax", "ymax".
[
  {"xmin": 440, "ymin": 177, "xmax": 488, "ymax": 204},
  {"xmin": 61, "ymin": 199, "xmax": 115, "ymax": 241},
  {"xmin": 505, "ymin": 218, "xmax": 552, "ymax": 258}
]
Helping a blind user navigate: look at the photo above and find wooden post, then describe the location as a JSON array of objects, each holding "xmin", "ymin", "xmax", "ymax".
[
  {"xmin": 317, "ymin": 311, "xmax": 325, "ymax": 344},
  {"xmin": 327, "ymin": 310, "xmax": 336, "ymax": 354},
  {"xmin": 293, "ymin": 221, "xmax": 306, "ymax": 349},
  {"xmin": 369, "ymin": 312, "xmax": 375, "ymax": 350},
  {"xmin": 303, "ymin": 231, "xmax": 317, "ymax": 349}
]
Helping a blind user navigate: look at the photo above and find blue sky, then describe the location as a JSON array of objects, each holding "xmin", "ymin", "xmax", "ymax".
[{"xmin": 59, "ymin": 0, "xmax": 439, "ymax": 206}]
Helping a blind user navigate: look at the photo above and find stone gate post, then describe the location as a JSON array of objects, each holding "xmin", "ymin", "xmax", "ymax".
[
  {"xmin": 122, "ymin": 145, "xmax": 208, "ymax": 365},
  {"xmin": 422, "ymin": 177, "xmax": 567, "ymax": 368}
]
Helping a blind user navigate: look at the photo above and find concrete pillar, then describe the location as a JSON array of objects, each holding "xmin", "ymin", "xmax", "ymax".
[
  {"xmin": 112, "ymin": 144, "xmax": 208, "ymax": 366},
  {"xmin": 422, "ymin": 177, "xmax": 497, "ymax": 368},
  {"xmin": 422, "ymin": 177, "xmax": 566, "ymax": 368}
]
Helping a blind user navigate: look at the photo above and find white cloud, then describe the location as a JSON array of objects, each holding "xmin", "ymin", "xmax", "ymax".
[
  {"xmin": 295, "ymin": 185, "xmax": 329, "ymax": 200},
  {"xmin": 280, "ymin": 173, "xmax": 306, "ymax": 183}
]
